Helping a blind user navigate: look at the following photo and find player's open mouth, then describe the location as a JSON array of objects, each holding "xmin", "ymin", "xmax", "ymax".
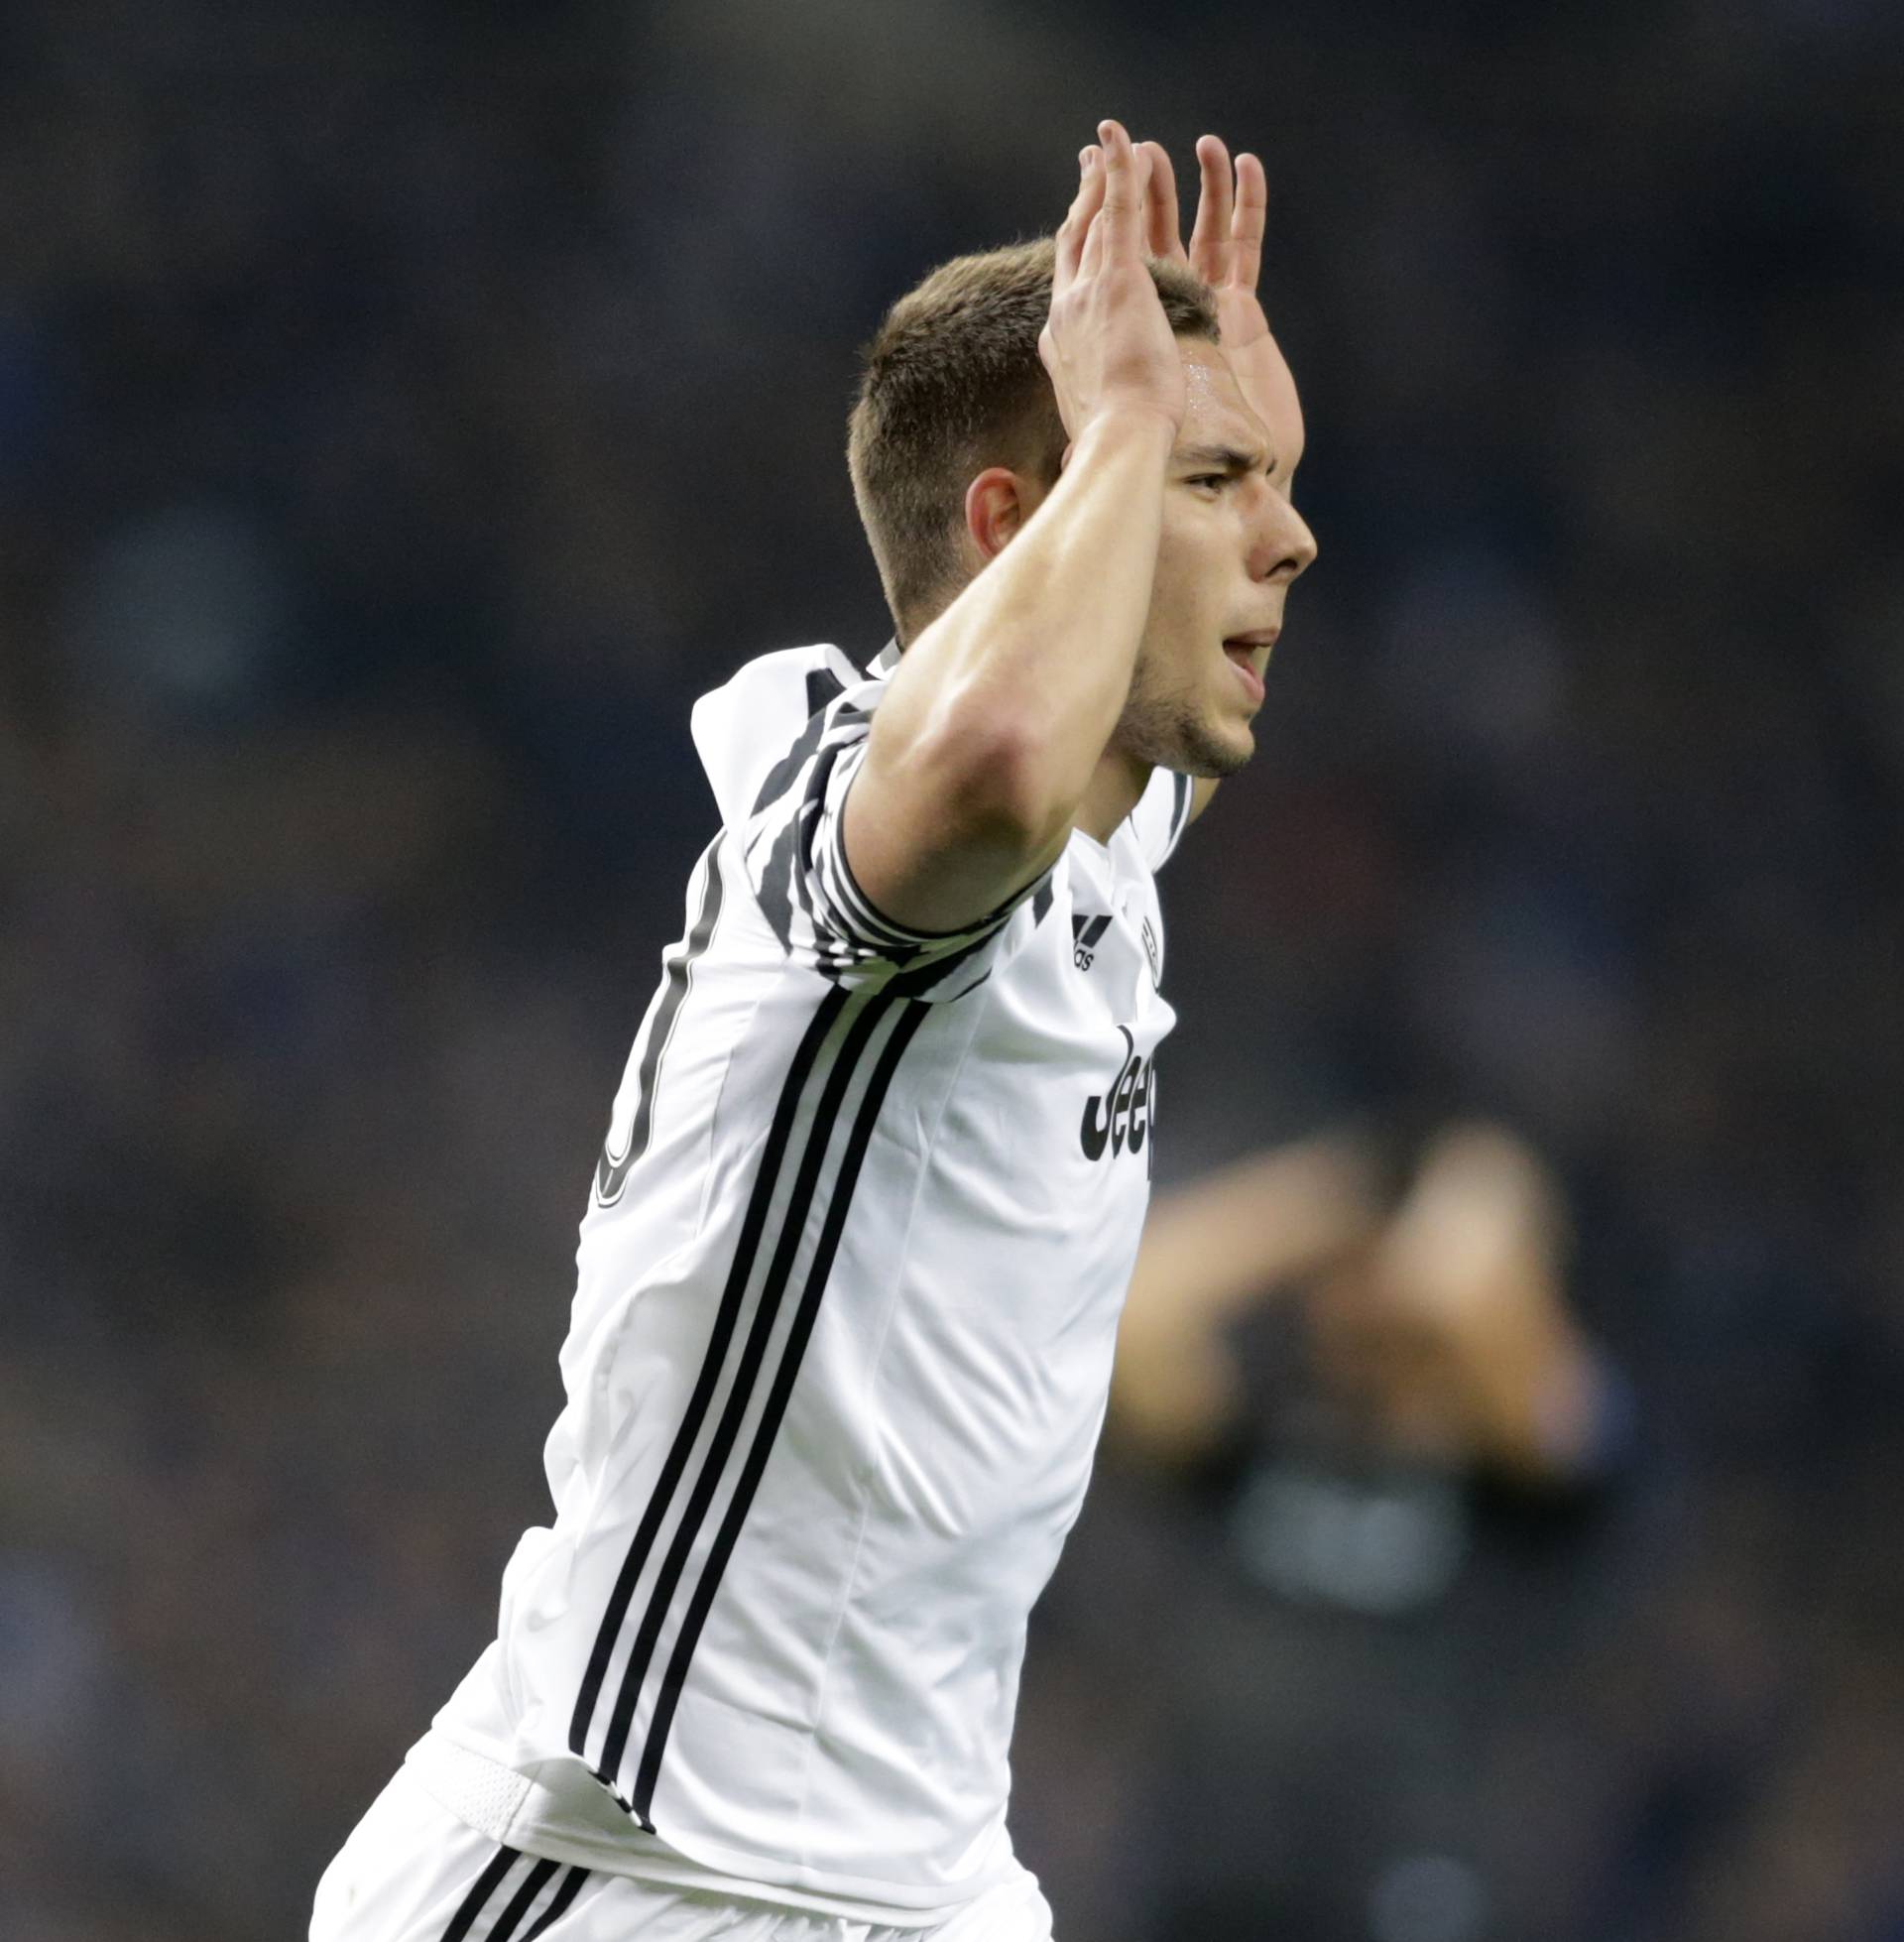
[{"xmin": 1223, "ymin": 635, "xmax": 1274, "ymax": 705}]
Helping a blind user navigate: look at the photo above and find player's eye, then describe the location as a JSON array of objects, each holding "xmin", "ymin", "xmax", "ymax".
[{"xmin": 1186, "ymin": 473, "xmax": 1227, "ymax": 493}]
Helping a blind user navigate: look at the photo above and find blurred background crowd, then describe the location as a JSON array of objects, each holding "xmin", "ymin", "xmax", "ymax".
[{"xmin": 2, "ymin": 0, "xmax": 1901, "ymax": 1936}]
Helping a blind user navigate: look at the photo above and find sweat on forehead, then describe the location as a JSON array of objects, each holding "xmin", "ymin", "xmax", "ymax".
[{"xmin": 1179, "ymin": 342, "xmax": 1269, "ymax": 448}]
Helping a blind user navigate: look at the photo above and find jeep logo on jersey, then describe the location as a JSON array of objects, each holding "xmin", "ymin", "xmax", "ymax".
[
  {"xmin": 1080, "ymin": 1025, "xmax": 1155, "ymax": 1162},
  {"xmin": 1071, "ymin": 911, "xmax": 1112, "ymax": 971}
]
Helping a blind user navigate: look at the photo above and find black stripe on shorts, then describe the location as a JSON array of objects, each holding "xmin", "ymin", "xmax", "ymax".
[
  {"xmin": 441, "ymin": 1847, "xmax": 520, "ymax": 1942},
  {"xmin": 439, "ymin": 1847, "xmax": 591, "ymax": 1942}
]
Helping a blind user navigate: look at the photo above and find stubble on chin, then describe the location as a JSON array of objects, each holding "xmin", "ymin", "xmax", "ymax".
[{"xmin": 1116, "ymin": 681, "xmax": 1254, "ymax": 784}]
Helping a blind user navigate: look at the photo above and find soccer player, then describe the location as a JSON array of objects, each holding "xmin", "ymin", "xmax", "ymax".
[{"xmin": 311, "ymin": 120, "xmax": 1316, "ymax": 1942}]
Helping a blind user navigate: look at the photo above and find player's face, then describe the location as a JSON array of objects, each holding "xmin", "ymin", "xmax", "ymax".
[{"xmin": 1113, "ymin": 336, "xmax": 1316, "ymax": 780}]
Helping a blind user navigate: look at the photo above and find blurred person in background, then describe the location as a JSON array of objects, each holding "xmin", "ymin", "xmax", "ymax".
[
  {"xmin": 1117, "ymin": 1120, "xmax": 1623, "ymax": 1492},
  {"xmin": 1025, "ymin": 1120, "xmax": 1646, "ymax": 1942}
]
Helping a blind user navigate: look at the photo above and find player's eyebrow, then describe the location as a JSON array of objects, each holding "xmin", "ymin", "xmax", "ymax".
[{"xmin": 1174, "ymin": 441, "xmax": 1271, "ymax": 475}]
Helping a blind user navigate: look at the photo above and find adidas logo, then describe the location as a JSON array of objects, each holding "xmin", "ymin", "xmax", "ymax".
[{"xmin": 1071, "ymin": 912, "xmax": 1112, "ymax": 971}]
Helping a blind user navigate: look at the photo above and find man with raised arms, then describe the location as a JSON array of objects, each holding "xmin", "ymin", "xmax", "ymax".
[{"xmin": 312, "ymin": 120, "xmax": 1317, "ymax": 1942}]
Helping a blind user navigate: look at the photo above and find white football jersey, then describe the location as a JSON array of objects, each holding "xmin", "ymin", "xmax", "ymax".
[{"xmin": 416, "ymin": 642, "xmax": 1193, "ymax": 1922}]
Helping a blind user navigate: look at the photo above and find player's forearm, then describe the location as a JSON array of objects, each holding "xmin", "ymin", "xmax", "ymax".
[
  {"xmin": 868, "ymin": 409, "xmax": 1174, "ymax": 854},
  {"xmin": 1109, "ymin": 1134, "xmax": 1386, "ymax": 1466},
  {"xmin": 1127, "ymin": 1133, "xmax": 1386, "ymax": 1336}
]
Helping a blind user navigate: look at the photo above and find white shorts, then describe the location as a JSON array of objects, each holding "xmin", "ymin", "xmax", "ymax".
[{"xmin": 310, "ymin": 1766, "xmax": 1056, "ymax": 1942}]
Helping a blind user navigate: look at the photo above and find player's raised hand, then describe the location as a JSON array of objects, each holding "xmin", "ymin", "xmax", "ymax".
[
  {"xmin": 1039, "ymin": 120, "xmax": 1186, "ymax": 442},
  {"xmin": 1141, "ymin": 134, "xmax": 1285, "ymax": 414}
]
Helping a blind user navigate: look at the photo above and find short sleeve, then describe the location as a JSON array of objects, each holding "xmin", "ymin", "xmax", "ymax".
[
  {"xmin": 1128, "ymin": 767, "xmax": 1195, "ymax": 874},
  {"xmin": 735, "ymin": 679, "xmax": 1051, "ymax": 1002}
]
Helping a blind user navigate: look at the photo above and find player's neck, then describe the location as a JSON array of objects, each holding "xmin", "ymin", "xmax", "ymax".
[{"xmin": 1075, "ymin": 748, "xmax": 1152, "ymax": 844}]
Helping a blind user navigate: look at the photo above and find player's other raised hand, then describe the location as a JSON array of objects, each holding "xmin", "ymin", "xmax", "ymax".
[{"xmin": 1040, "ymin": 120, "xmax": 1187, "ymax": 443}]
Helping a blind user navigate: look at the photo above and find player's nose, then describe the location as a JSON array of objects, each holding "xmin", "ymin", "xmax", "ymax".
[{"xmin": 1248, "ymin": 491, "xmax": 1318, "ymax": 585}]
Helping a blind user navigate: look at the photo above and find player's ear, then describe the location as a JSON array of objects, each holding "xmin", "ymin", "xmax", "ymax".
[{"xmin": 963, "ymin": 467, "xmax": 1032, "ymax": 563}]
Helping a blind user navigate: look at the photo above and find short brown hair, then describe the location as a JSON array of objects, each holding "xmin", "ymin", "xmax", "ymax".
[{"xmin": 847, "ymin": 238, "xmax": 1220, "ymax": 640}]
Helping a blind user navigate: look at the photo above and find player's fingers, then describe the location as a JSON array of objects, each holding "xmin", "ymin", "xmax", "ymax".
[
  {"xmin": 1232, "ymin": 150, "xmax": 1268, "ymax": 294},
  {"xmin": 1139, "ymin": 140, "xmax": 1185, "ymax": 263},
  {"xmin": 1095, "ymin": 119, "xmax": 1145, "ymax": 264},
  {"xmin": 1077, "ymin": 203, "xmax": 1108, "ymax": 283},
  {"xmin": 1055, "ymin": 145, "xmax": 1105, "ymax": 288},
  {"xmin": 1188, "ymin": 133, "xmax": 1235, "ymax": 286}
]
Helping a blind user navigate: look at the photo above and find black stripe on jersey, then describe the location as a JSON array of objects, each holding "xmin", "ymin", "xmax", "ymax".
[
  {"xmin": 826, "ymin": 804, "xmax": 1016, "ymax": 956},
  {"xmin": 749, "ymin": 674, "xmax": 860, "ymax": 817},
  {"xmin": 595, "ymin": 987, "xmax": 898, "ymax": 1788},
  {"xmin": 631, "ymin": 996, "xmax": 929, "ymax": 1821},
  {"xmin": 806, "ymin": 666, "xmax": 848, "ymax": 718},
  {"xmin": 785, "ymin": 738, "xmax": 862, "ymax": 938},
  {"xmin": 597, "ymin": 836, "xmax": 727, "ymax": 1205},
  {"xmin": 569, "ymin": 983, "xmax": 852, "ymax": 1759},
  {"xmin": 440, "ymin": 1845, "xmax": 520, "ymax": 1942},
  {"xmin": 887, "ymin": 924, "xmax": 994, "ymax": 1001},
  {"xmin": 758, "ymin": 740, "xmax": 877, "ymax": 957},
  {"xmin": 519, "ymin": 1868, "xmax": 590, "ymax": 1941},
  {"xmin": 488, "ymin": 1857, "xmax": 560, "ymax": 1942},
  {"xmin": 754, "ymin": 809, "xmax": 799, "ymax": 952}
]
